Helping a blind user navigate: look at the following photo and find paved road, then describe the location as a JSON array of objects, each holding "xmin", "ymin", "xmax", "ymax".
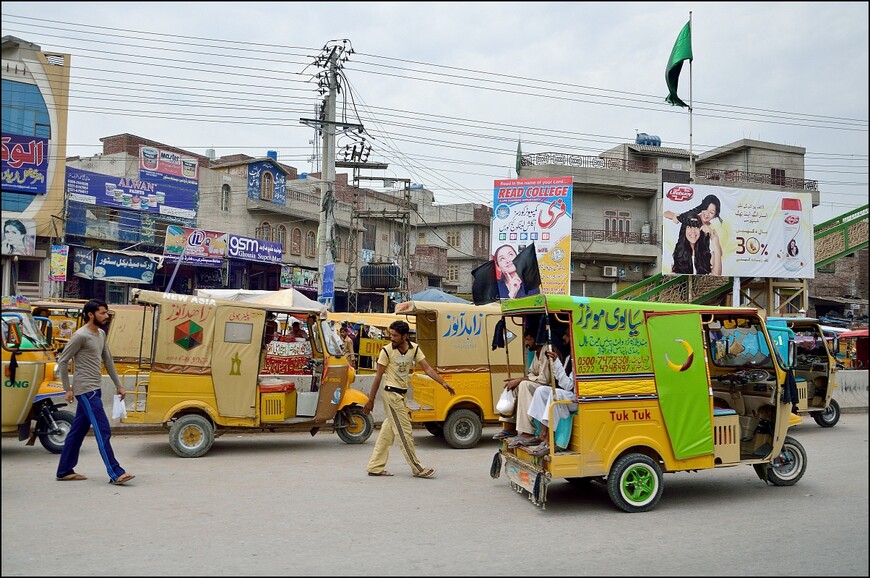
[{"xmin": 2, "ymin": 414, "xmax": 868, "ymax": 576}]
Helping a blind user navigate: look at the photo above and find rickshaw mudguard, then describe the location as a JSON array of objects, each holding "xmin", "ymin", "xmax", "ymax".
[
  {"xmin": 338, "ymin": 387, "xmax": 369, "ymax": 409},
  {"xmin": 34, "ymin": 379, "xmax": 66, "ymax": 403}
]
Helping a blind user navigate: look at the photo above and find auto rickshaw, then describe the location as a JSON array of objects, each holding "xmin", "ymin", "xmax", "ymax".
[
  {"xmin": 30, "ymin": 300, "xmax": 154, "ymax": 378},
  {"xmin": 393, "ymin": 300, "xmax": 524, "ymax": 449},
  {"xmin": 124, "ymin": 289, "xmax": 374, "ymax": 457},
  {"xmin": 325, "ymin": 311, "xmax": 416, "ymax": 373},
  {"xmin": 1, "ymin": 295, "xmax": 73, "ymax": 453},
  {"xmin": 767, "ymin": 316, "xmax": 840, "ymax": 427},
  {"xmin": 490, "ymin": 294, "xmax": 807, "ymax": 512}
]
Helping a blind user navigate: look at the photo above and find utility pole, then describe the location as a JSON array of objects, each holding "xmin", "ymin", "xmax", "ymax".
[{"xmin": 300, "ymin": 41, "xmax": 361, "ymax": 312}]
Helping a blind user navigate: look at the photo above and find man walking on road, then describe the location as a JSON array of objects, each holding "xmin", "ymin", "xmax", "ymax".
[
  {"xmin": 363, "ymin": 320, "xmax": 455, "ymax": 478},
  {"xmin": 55, "ymin": 299, "xmax": 135, "ymax": 485}
]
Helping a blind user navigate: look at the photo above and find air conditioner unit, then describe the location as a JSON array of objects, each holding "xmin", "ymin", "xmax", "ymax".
[{"xmin": 602, "ymin": 266, "xmax": 618, "ymax": 277}]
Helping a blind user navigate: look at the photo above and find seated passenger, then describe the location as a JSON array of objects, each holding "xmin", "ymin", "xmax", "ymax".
[
  {"xmin": 525, "ymin": 331, "xmax": 577, "ymax": 456},
  {"xmin": 288, "ymin": 321, "xmax": 308, "ymax": 341}
]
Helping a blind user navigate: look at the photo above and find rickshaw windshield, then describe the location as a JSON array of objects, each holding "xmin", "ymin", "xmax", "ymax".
[
  {"xmin": 320, "ymin": 319, "xmax": 345, "ymax": 356},
  {"xmin": 2, "ymin": 312, "xmax": 51, "ymax": 350},
  {"xmin": 707, "ymin": 317, "xmax": 775, "ymax": 369}
]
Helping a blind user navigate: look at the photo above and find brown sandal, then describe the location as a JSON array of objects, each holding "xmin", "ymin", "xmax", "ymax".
[
  {"xmin": 413, "ymin": 468, "xmax": 436, "ymax": 479},
  {"xmin": 367, "ymin": 470, "xmax": 394, "ymax": 477},
  {"xmin": 57, "ymin": 472, "xmax": 87, "ymax": 481}
]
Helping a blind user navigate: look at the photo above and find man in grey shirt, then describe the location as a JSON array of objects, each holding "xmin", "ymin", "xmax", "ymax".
[{"xmin": 55, "ymin": 299, "xmax": 135, "ymax": 485}]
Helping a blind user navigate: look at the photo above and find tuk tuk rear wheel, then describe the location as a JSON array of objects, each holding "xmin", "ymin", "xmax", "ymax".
[
  {"xmin": 812, "ymin": 399, "xmax": 840, "ymax": 428},
  {"xmin": 607, "ymin": 453, "xmax": 663, "ymax": 513},
  {"xmin": 443, "ymin": 409, "xmax": 482, "ymax": 449},
  {"xmin": 757, "ymin": 435, "xmax": 807, "ymax": 486},
  {"xmin": 169, "ymin": 414, "xmax": 215, "ymax": 458},
  {"xmin": 39, "ymin": 409, "xmax": 74, "ymax": 454},
  {"xmin": 335, "ymin": 406, "xmax": 374, "ymax": 444}
]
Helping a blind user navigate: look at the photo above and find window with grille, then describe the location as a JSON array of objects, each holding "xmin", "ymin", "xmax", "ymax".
[
  {"xmin": 276, "ymin": 225, "xmax": 287, "ymax": 253},
  {"xmin": 604, "ymin": 210, "xmax": 631, "ymax": 239},
  {"xmin": 771, "ymin": 168, "xmax": 785, "ymax": 186},
  {"xmin": 306, "ymin": 231, "xmax": 316, "ymax": 258},
  {"xmin": 363, "ymin": 223, "xmax": 376, "ymax": 251},
  {"xmin": 446, "ymin": 230, "xmax": 460, "ymax": 248},
  {"xmin": 256, "ymin": 221, "xmax": 272, "ymax": 241},
  {"xmin": 335, "ymin": 236, "xmax": 343, "ymax": 262},
  {"xmin": 221, "ymin": 184, "xmax": 231, "ymax": 211},
  {"xmin": 291, "ymin": 227, "xmax": 302, "ymax": 255},
  {"xmin": 446, "ymin": 264, "xmax": 459, "ymax": 282},
  {"xmin": 418, "ymin": 232, "xmax": 426, "ymax": 245},
  {"xmin": 260, "ymin": 172, "xmax": 274, "ymax": 201}
]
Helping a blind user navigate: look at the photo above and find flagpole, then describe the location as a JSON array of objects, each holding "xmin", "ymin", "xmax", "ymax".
[{"xmin": 688, "ymin": 11, "xmax": 694, "ymax": 183}]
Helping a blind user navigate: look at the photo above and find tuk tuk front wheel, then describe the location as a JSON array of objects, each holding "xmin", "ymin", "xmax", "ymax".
[
  {"xmin": 38, "ymin": 409, "xmax": 74, "ymax": 454},
  {"xmin": 812, "ymin": 399, "xmax": 840, "ymax": 428},
  {"xmin": 607, "ymin": 453, "xmax": 663, "ymax": 513},
  {"xmin": 169, "ymin": 414, "xmax": 215, "ymax": 458},
  {"xmin": 335, "ymin": 406, "xmax": 374, "ymax": 444},
  {"xmin": 757, "ymin": 435, "xmax": 807, "ymax": 486},
  {"xmin": 443, "ymin": 409, "xmax": 482, "ymax": 449},
  {"xmin": 424, "ymin": 422, "xmax": 445, "ymax": 437}
]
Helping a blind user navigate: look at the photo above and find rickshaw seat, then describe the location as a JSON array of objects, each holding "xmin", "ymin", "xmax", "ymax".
[{"xmin": 258, "ymin": 382, "xmax": 296, "ymax": 394}]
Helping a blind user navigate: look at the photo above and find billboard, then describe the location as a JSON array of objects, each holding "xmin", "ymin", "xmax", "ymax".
[
  {"xmin": 662, "ymin": 183, "xmax": 814, "ymax": 279},
  {"xmin": 66, "ymin": 167, "xmax": 197, "ymax": 221},
  {"xmin": 163, "ymin": 226, "xmax": 227, "ymax": 267},
  {"xmin": 491, "ymin": 176, "xmax": 573, "ymax": 295},
  {"xmin": 1, "ymin": 133, "xmax": 49, "ymax": 194}
]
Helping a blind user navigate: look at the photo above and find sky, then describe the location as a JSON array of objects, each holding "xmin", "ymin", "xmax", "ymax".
[{"xmin": 3, "ymin": 2, "xmax": 868, "ymax": 224}]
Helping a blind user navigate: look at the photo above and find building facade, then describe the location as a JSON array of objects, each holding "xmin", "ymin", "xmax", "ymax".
[{"xmin": 1, "ymin": 36, "xmax": 71, "ymax": 298}]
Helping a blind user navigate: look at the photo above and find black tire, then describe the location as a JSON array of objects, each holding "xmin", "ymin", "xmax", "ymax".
[
  {"xmin": 38, "ymin": 409, "xmax": 74, "ymax": 454},
  {"xmin": 335, "ymin": 406, "xmax": 374, "ymax": 444},
  {"xmin": 606, "ymin": 453, "xmax": 663, "ymax": 513},
  {"xmin": 760, "ymin": 435, "xmax": 807, "ymax": 486},
  {"xmin": 169, "ymin": 414, "xmax": 215, "ymax": 458},
  {"xmin": 424, "ymin": 422, "xmax": 445, "ymax": 437},
  {"xmin": 812, "ymin": 399, "xmax": 840, "ymax": 428},
  {"xmin": 443, "ymin": 409, "xmax": 482, "ymax": 449}
]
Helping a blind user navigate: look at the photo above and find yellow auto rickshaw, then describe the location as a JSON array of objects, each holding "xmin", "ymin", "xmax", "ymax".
[
  {"xmin": 491, "ymin": 294, "xmax": 807, "ymax": 512},
  {"xmin": 1, "ymin": 295, "xmax": 74, "ymax": 453},
  {"xmin": 394, "ymin": 300, "xmax": 524, "ymax": 449},
  {"xmin": 124, "ymin": 289, "xmax": 373, "ymax": 457}
]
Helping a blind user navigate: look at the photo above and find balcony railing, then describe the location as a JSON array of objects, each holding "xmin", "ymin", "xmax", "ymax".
[
  {"xmin": 522, "ymin": 153, "xmax": 819, "ymax": 191},
  {"xmin": 522, "ymin": 153, "xmax": 658, "ymax": 173},
  {"xmin": 695, "ymin": 168, "xmax": 818, "ymax": 191},
  {"xmin": 572, "ymin": 228, "xmax": 659, "ymax": 246}
]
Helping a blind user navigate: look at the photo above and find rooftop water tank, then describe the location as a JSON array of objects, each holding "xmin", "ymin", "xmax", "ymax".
[
  {"xmin": 266, "ymin": 150, "xmax": 278, "ymax": 161},
  {"xmin": 635, "ymin": 133, "xmax": 661, "ymax": 146},
  {"xmin": 205, "ymin": 148, "xmax": 216, "ymax": 161}
]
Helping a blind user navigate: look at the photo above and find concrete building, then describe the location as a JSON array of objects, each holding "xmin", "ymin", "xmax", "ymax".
[{"xmin": 520, "ymin": 137, "xmax": 822, "ymax": 299}]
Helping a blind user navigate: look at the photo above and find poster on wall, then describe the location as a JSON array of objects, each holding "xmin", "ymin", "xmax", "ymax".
[
  {"xmin": 2, "ymin": 217, "xmax": 36, "ymax": 256},
  {"xmin": 661, "ymin": 183, "xmax": 814, "ymax": 279},
  {"xmin": 488, "ymin": 176, "xmax": 573, "ymax": 296},
  {"xmin": 50, "ymin": 245, "xmax": 69, "ymax": 281}
]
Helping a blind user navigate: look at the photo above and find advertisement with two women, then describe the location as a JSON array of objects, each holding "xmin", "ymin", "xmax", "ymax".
[{"xmin": 661, "ymin": 183, "xmax": 814, "ymax": 279}]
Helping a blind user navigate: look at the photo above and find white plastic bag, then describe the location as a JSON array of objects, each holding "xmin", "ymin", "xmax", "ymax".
[
  {"xmin": 495, "ymin": 389, "xmax": 516, "ymax": 416},
  {"xmin": 112, "ymin": 394, "xmax": 127, "ymax": 419}
]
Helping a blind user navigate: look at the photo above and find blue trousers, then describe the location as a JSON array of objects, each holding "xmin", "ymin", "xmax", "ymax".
[{"xmin": 56, "ymin": 388, "xmax": 126, "ymax": 482}]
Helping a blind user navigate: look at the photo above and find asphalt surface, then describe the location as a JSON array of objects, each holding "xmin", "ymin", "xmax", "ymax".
[{"xmin": 2, "ymin": 414, "xmax": 868, "ymax": 576}]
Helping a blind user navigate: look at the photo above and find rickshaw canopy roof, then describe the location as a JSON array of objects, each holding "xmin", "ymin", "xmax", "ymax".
[{"xmin": 133, "ymin": 289, "xmax": 324, "ymax": 316}]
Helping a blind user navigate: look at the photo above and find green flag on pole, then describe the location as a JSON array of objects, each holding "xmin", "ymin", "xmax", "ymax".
[
  {"xmin": 515, "ymin": 139, "xmax": 522, "ymax": 177},
  {"xmin": 665, "ymin": 21, "xmax": 692, "ymax": 108}
]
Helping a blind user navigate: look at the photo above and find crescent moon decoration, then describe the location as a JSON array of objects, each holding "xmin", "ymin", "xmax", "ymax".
[{"xmin": 664, "ymin": 338, "xmax": 694, "ymax": 372}]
